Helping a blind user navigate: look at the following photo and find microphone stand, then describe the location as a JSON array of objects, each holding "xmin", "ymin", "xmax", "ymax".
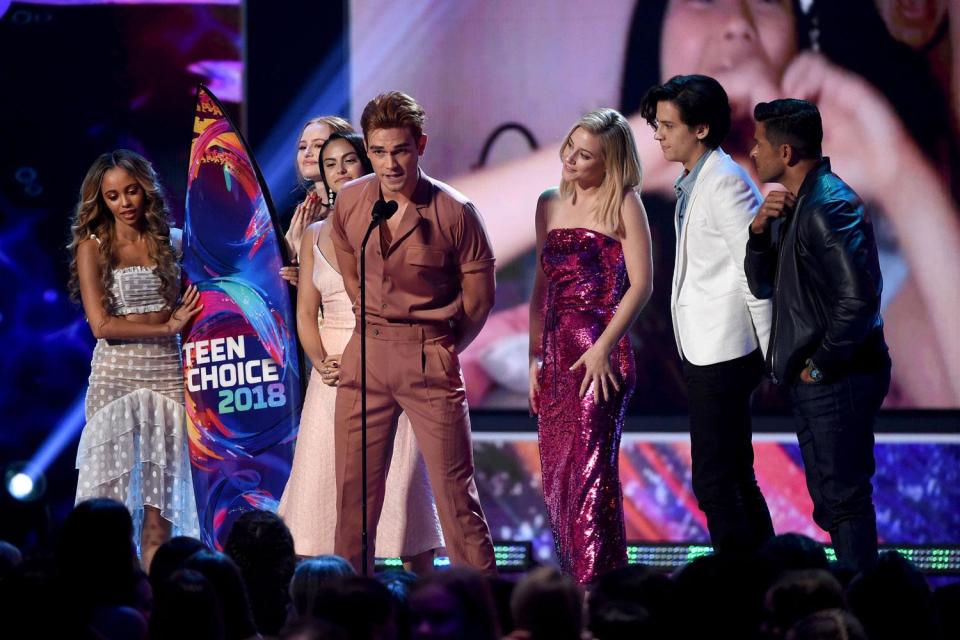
[{"xmin": 357, "ymin": 199, "xmax": 396, "ymax": 576}]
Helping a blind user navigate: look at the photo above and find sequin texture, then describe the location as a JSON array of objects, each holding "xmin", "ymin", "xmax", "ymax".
[{"xmin": 538, "ymin": 227, "xmax": 635, "ymax": 583}]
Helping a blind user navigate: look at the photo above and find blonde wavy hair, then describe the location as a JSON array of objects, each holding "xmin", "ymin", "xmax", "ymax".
[
  {"xmin": 67, "ymin": 150, "xmax": 179, "ymax": 312},
  {"xmin": 296, "ymin": 115, "xmax": 354, "ymax": 190},
  {"xmin": 558, "ymin": 108, "xmax": 643, "ymax": 237}
]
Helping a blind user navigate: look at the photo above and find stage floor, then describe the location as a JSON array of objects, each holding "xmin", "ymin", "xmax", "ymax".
[{"xmin": 469, "ymin": 411, "xmax": 960, "ymax": 567}]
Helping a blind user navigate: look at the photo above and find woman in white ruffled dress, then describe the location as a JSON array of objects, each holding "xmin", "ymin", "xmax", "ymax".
[
  {"xmin": 68, "ymin": 150, "xmax": 202, "ymax": 572},
  {"xmin": 278, "ymin": 131, "xmax": 443, "ymax": 571}
]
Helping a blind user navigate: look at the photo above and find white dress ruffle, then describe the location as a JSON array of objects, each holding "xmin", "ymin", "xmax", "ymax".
[{"xmin": 76, "ymin": 336, "xmax": 200, "ymax": 551}]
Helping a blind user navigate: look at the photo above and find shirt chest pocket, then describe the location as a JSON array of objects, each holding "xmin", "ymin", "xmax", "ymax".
[
  {"xmin": 406, "ymin": 245, "xmax": 449, "ymax": 286},
  {"xmin": 406, "ymin": 245, "xmax": 447, "ymax": 268}
]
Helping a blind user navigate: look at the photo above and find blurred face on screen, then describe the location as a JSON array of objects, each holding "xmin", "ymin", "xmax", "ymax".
[
  {"xmin": 298, "ymin": 122, "xmax": 332, "ymax": 182},
  {"xmin": 365, "ymin": 127, "xmax": 427, "ymax": 200},
  {"xmin": 873, "ymin": 0, "xmax": 947, "ymax": 50},
  {"xmin": 561, "ymin": 127, "xmax": 605, "ymax": 188},
  {"xmin": 661, "ymin": 0, "xmax": 797, "ymax": 113}
]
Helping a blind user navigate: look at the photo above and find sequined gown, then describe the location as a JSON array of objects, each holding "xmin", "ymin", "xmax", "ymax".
[
  {"xmin": 278, "ymin": 226, "xmax": 443, "ymax": 557},
  {"xmin": 538, "ymin": 227, "xmax": 635, "ymax": 583},
  {"xmin": 75, "ymin": 234, "xmax": 201, "ymax": 553}
]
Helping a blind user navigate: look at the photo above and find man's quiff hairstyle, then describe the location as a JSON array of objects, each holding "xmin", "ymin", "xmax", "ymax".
[
  {"xmin": 360, "ymin": 91, "xmax": 426, "ymax": 142},
  {"xmin": 754, "ymin": 99, "xmax": 823, "ymax": 160},
  {"xmin": 639, "ymin": 74, "xmax": 731, "ymax": 149}
]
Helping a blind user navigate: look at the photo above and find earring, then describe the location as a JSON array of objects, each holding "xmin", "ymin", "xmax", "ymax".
[{"xmin": 328, "ymin": 188, "xmax": 335, "ymax": 206}]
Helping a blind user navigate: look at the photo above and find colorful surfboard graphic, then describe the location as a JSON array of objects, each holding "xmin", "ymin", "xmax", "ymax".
[{"xmin": 183, "ymin": 85, "xmax": 301, "ymax": 550}]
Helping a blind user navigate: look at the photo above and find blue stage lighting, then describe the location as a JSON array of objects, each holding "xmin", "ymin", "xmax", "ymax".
[
  {"xmin": 23, "ymin": 390, "xmax": 86, "ymax": 481},
  {"xmin": 8, "ymin": 472, "xmax": 33, "ymax": 499},
  {"xmin": 4, "ymin": 462, "xmax": 46, "ymax": 503}
]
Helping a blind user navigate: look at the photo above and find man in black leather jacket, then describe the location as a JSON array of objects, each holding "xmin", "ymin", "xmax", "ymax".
[{"xmin": 745, "ymin": 99, "xmax": 891, "ymax": 572}]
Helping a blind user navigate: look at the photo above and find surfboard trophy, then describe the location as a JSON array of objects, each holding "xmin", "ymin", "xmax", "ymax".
[{"xmin": 182, "ymin": 84, "xmax": 301, "ymax": 550}]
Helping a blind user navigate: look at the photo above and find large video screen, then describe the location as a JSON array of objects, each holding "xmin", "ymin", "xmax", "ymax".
[{"xmin": 350, "ymin": 0, "xmax": 960, "ymax": 412}]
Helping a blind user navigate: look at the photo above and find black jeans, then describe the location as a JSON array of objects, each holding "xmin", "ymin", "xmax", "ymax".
[
  {"xmin": 684, "ymin": 349, "xmax": 774, "ymax": 553},
  {"xmin": 790, "ymin": 363, "xmax": 891, "ymax": 572}
]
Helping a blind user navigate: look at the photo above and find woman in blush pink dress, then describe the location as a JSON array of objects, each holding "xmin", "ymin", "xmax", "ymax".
[
  {"xmin": 529, "ymin": 109, "xmax": 653, "ymax": 583},
  {"xmin": 279, "ymin": 132, "xmax": 443, "ymax": 572}
]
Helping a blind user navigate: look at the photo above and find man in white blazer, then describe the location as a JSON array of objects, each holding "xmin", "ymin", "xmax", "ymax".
[{"xmin": 641, "ymin": 75, "xmax": 774, "ymax": 553}]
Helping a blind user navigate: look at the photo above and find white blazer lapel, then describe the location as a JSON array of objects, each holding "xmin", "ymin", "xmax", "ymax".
[{"xmin": 673, "ymin": 150, "xmax": 720, "ymax": 296}]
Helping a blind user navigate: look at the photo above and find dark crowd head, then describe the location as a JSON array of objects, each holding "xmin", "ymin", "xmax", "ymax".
[
  {"xmin": 640, "ymin": 75, "xmax": 732, "ymax": 151},
  {"xmin": 378, "ymin": 569, "xmax": 418, "ymax": 603},
  {"xmin": 409, "ymin": 568, "xmax": 501, "ymax": 640},
  {"xmin": 149, "ymin": 535, "xmax": 207, "ymax": 591},
  {"xmin": 132, "ymin": 568, "xmax": 152, "ymax": 624},
  {"xmin": 224, "ymin": 509, "xmax": 297, "ymax": 636},
  {"xmin": 0, "ymin": 540, "xmax": 22, "ymax": 580},
  {"xmin": 762, "ymin": 569, "xmax": 845, "ymax": 637},
  {"xmin": 756, "ymin": 533, "xmax": 830, "ymax": 580},
  {"xmin": 509, "ymin": 566, "xmax": 583, "ymax": 640},
  {"xmin": 672, "ymin": 553, "xmax": 762, "ymax": 639},
  {"xmin": 280, "ymin": 617, "xmax": 348, "ymax": 640},
  {"xmin": 933, "ymin": 582, "xmax": 960, "ymax": 640},
  {"xmin": 588, "ymin": 564, "xmax": 675, "ymax": 640},
  {"xmin": 487, "ymin": 576, "xmax": 516, "ymax": 636},
  {"xmin": 786, "ymin": 608, "xmax": 868, "ymax": 640},
  {"xmin": 307, "ymin": 575, "xmax": 398, "ymax": 640},
  {"xmin": 289, "ymin": 555, "xmax": 357, "ymax": 621},
  {"xmin": 754, "ymin": 99, "xmax": 823, "ymax": 159},
  {"xmin": 55, "ymin": 498, "xmax": 139, "ymax": 612},
  {"xmin": 149, "ymin": 568, "xmax": 225, "ymax": 640},
  {"xmin": 378, "ymin": 569, "xmax": 418, "ymax": 635},
  {"xmin": 0, "ymin": 555, "xmax": 62, "ymax": 637},
  {"xmin": 846, "ymin": 550, "xmax": 938, "ymax": 640},
  {"xmin": 184, "ymin": 550, "xmax": 259, "ymax": 640}
]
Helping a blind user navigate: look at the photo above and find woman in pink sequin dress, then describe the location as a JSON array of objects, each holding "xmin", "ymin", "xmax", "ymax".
[{"xmin": 529, "ymin": 109, "xmax": 653, "ymax": 583}]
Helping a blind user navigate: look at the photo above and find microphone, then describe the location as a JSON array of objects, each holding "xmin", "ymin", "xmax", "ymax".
[
  {"xmin": 356, "ymin": 196, "xmax": 397, "ymax": 575},
  {"xmin": 371, "ymin": 199, "xmax": 398, "ymax": 224}
]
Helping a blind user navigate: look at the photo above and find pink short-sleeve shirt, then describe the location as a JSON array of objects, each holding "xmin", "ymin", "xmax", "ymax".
[{"xmin": 330, "ymin": 171, "xmax": 495, "ymax": 323}]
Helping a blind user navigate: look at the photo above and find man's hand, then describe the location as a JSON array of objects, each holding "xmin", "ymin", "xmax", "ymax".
[{"xmin": 751, "ymin": 190, "xmax": 796, "ymax": 235}]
